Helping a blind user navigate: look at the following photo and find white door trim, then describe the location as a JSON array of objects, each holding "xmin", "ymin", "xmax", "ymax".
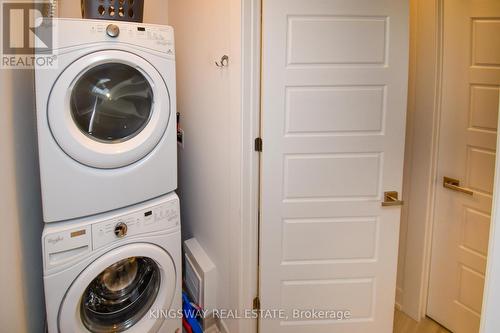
[
  {"xmin": 235, "ymin": 0, "xmax": 261, "ymax": 333},
  {"xmin": 398, "ymin": 0, "xmax": 444, "ymax": 321}
]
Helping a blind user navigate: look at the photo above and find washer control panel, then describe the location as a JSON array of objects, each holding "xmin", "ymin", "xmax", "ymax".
[
  {"xmin": 44, "ymin": 226, "xmax": 92, "ymax": 271},
  {"xmin": 42, "ymin": 194, "xmax": 180, "ymax": 272},
  {"xmin": 92, "ymin": 200, "xmax": 179, "ymax": 250}
]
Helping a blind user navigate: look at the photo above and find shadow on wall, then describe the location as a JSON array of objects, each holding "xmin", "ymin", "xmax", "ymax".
[
  {"xmin": 14, "ymin": 69, "xmax": 45, "ymax": 332},
  {"xmin": 0, "ymin": 68, "xmax": 45, "ymax": 332}
]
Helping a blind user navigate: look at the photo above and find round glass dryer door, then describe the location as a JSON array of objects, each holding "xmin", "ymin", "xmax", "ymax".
[
  {"xmin": 48, "ymin": 51, "xmax": 171, "ymax": 169},
  {"xmin": 58, "ymin": 244, "xmax": 176, "ymax": 333},
  {"xmin": 80, "ymin": 257, "xmax": 160, "ymax": 332},
  {"xmin": 70, "ymin": 63, "xmax": 154, "ymax": 143}
]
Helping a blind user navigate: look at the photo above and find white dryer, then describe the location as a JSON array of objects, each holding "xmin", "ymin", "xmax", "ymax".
[
  {"xmin": 35, "ymin": 19, "xmax": 177, "ymax": 222},
  {"xmin": 43, "ymin": 193, "xmax": 181, "ymax": 333}
]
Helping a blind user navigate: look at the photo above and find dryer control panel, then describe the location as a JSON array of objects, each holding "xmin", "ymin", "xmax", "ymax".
[
  {"xmin": 47, "ymin": 19, "xmax": 175, "ymax": 55},
  {"xmin": 90, "ymin": 22, "xmax": 173, "ymax": 50}
]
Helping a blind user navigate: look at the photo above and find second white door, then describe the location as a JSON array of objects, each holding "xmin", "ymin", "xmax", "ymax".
[{"xmin": 427, "ymin": 1, "xmax": 500, "ymax": 332}]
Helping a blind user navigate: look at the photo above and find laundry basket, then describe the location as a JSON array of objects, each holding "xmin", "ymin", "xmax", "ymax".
[{"xmin": 81, "ymin": 0, "xmax": 144, "ymax": 22}]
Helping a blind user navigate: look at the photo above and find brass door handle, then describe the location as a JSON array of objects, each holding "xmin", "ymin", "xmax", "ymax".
[
  {"xmin": 443, "ymin": 177, "xmax": 474, "ymax": 196},
  {"xmin": 382, "ymin": 191, "xmax": 404, "ymax": 207}
]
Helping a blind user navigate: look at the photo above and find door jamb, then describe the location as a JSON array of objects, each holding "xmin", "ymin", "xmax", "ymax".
[
  {"xmin": 399, "ymin": 0, "xmax": 444, "ymax": 320},
  {"xmin": 238, "ymin": 0, "xmax": 261, "ymax": 332}
]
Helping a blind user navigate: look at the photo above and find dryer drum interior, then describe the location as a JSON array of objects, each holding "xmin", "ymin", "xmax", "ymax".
[
  {"xmin": 70, "ymin": 62, "xmax": 154, "ymax": 144},
  {"xmin": 80, "ymin": 256, "xmax": 161, "ymax": 332}
]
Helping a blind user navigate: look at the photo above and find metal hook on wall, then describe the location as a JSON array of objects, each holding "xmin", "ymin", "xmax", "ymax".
[{"xmin": 215, "ymin": 55, "xmax": 229, "ymax": 67}]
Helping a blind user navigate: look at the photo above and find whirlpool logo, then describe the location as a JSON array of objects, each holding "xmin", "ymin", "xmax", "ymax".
[
  {"xmin": 47, "ymin": 236, "xmax": 63, "ymax": 245},
  {"xmin": 1, "ymin": 0, "xmax": 57, "ymax": 68}
]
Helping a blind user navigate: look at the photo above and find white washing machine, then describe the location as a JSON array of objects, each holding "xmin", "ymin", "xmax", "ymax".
[
  {"xmin": 43, "ymin": 192, "xmax": 182, "ymax": 333},
  {"xmin": 35, "ymin": 19, "xmax": 177, "ymax": 222}
]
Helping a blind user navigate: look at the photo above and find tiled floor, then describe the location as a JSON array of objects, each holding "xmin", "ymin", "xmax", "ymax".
[{"xmin": 393, "ymin": 309, "xmax": 451, "ymax": 333}]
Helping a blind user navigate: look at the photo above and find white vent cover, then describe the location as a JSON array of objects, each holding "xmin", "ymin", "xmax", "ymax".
[{"xmin": 184, "ymin": 238, "xmax": 217, "ymax": 312}]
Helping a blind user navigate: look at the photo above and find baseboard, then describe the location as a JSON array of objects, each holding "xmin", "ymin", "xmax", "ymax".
[
  {"xmin": 395, "ymin": 287, "xmax": 404, "ymax": 310},
  {"xmin": 200, "ymin": 316, "xmax": 230, "ymax": 333},
  {"xmin": 204, "ymin": 324, "xmax": 221, "ymax": 333},
  {"xmin": 217, "ymin": 318, "xmax": 230, "ymax": 333}
]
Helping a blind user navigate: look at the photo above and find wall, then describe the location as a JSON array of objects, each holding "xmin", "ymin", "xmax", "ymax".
[
  {"xmin": 395, "ymin": 0, "xmax": 419, "ymax": 310},
  {"xmin": 0, "ymin": 69, "xmax": 45, "ymax": 331},
  {"xmin": 168, "ymin": 0, "xmax": 244, "ymax": 332},
  {"xmin": 481, "ymin": 99, "xmax": 500, "ymax": 333}
]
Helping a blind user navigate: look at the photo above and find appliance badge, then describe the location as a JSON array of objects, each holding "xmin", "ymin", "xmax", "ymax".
[{"xmin": 47, "ymin": 236, "xmax": 63, "ymax": 245}]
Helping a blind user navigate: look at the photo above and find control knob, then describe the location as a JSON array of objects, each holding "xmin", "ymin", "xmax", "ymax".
[
  {"xmin": 106, "ymin": 24, "xmax": 120, "ymax": 38},
  {"xmin": 114, "ymin": 222, "xmax": 128, "ymax": 238}
]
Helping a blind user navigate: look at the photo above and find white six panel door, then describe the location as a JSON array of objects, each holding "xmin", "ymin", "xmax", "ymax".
[
  {"xmin": 427, "ymin": 1, "xmax": 500, "ymax": 332},
  {"xmin": 259, "ymin": 1, "xmax": 409, "ymax": 332}
]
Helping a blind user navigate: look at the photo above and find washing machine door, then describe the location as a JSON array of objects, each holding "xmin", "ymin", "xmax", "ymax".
[
  {"xmin": 48, "ymin": 50, "xmax": 171, "ymax": 169},
  {"xmin": 59, "ymin": 243, "xmax": 177, "ymax": 333}
]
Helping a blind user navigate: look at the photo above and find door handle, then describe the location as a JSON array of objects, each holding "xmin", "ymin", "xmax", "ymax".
[
  {"xmin": 382, "ymin": 191, "xmax": 404, "ymax": 207},
  {"xmin": 443, "ymin": 177, "xmax": 474, "ymax": 196}
]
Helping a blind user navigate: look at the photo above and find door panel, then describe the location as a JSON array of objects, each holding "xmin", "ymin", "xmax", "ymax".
[
  {"xmin": 259, "ymin": 1, "xmax": 409, "ymax": 332},
  {"xmin": 427, "ymin": 1, "xmax": 500, "ymax": 333}
]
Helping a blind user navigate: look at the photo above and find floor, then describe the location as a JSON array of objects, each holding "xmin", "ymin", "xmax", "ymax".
[
  {"xmin": 204, "ymin": 309, "xmax": 449, "ymax": 333},
  {"xmin": 393, "ymin": 310, "xmax": 451, "ymax": 333}
]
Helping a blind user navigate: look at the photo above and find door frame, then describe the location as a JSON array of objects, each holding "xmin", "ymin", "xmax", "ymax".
[
  {"xmin": 237, "ymin": 0, "xmax": 261, "ymax": 333},
  {"xmin": 398, "ymin": 0, "xmax": 444, "ymax": 320},
  {"xmin": 401, "ymin": 1, "xmax": 500, "ymax": 331}
]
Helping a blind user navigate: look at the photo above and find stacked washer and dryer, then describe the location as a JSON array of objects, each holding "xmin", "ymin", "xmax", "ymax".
[{"xmin": 35, "ymin": 19, "xmax": 181, "ymax": 333}]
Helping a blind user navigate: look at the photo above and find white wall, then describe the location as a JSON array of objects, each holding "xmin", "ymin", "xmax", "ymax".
[
  {"xmin": 168, "ymin": 0, "xmax": 244, "ymax": 332},
  {"xmin": 0, "ymin": 69, "xmax": 45, "ymax": 331},
  {"xmin": 481, "ymin": 98, "xmax": 500, "ymax": 333},
  {"xmin": 395, "ymin": 0, "xmax": 418, "ymax": 310}
]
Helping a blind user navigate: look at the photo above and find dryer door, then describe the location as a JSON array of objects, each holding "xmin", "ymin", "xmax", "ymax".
[
  {"xmin": 59, "ymin": 243, "xmax": 177, "ymax": 333},
  {"xmin": 48, "ymin": 50, "xmax": 171, "ymax": 169}
]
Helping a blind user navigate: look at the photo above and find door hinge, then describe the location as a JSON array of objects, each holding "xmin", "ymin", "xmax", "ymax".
[
  {"xmin": 254, "ymin": 137, "xmax": 263, "ymax": 152},
  {"xmin": 253, "ymin": 296, "xmax": 261, "ymax": 310}
]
